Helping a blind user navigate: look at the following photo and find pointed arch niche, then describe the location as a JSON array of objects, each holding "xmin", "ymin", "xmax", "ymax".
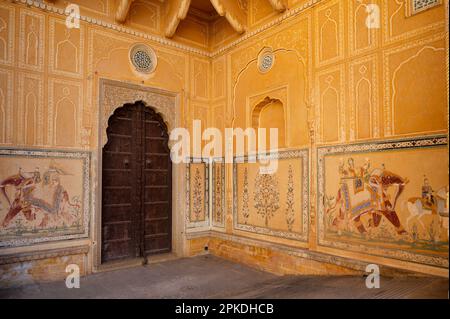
[{"xmin": 251, "ymin": 96, "xmax": 286, "ymax": 150}]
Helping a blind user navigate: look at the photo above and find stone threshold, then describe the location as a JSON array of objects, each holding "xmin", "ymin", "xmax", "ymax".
[
  {"xmin": 95, "ymin": 252, "xmax": 182, "ymax": 273},
  {"xmin": 95, "ymin": 258, "xmax": 145, "ymax": 273}
]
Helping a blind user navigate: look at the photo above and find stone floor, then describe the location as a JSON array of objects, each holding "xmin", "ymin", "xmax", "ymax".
[{"xmin": 0, "ymin": 255, "xmax": 448, "ymax": 299}]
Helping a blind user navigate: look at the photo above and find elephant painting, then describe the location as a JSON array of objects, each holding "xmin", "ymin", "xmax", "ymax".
[{"xmin": 325, "ymin": 158, "xmax": 408, "ymax": 236}]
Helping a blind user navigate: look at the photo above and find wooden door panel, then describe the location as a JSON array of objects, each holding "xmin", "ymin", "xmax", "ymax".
[
  {"xmin": 102, "ymin": 102, "xmax": 171, "ymax": 263},
  {"xmin": 145, "ymin": 155, "xmax": 169, "ymax": 169},
  {"xmin": 145, "ymin": 122, "xmax": 166, "ymax": 136},
  {"xmin": 144, "ymin": 186, "xmax": 169, "ymax": 202},
  {"xmin": 102, "ymin": 241, "xmax": 132, "ymax": 261},
  {"xmin": 144, "ymin": 236, "xmax": 170, "ymax": 255},
  {"xmin": 102, "ymin": 153, "xmax": 131, "ymax": 169},
  {"xmin": 105, "ymin": 135, "xmax": 132, "ymax": 153},
  {"xmin": 103, "ymin": 222, "xmax": 131, "ymax": 241},
  {"xmin": 102, "ymin": 204, "xmax": 132, "ymax": 222},
  {"xmin": 102, "ymin": 187, "xmax": 132, "ymax": 205},
  {"xmin": 109, "ymin": 119, "xmax": 132, "ymax": 135},
  {"xmin": 143, "ymin": 107, "xmax": 171, "ymax": 257},
  {"xmin": 145, "ymin": 138, "xmax": 169, "ymax": 154},
  {"xmin": 102, "ymin": 171, "xmax": 132, "ymax": 187},
  {"xmin": 144, "ymin": 203, "xmax": 170, "ymax": 219},
  {"xmin": 145, "ymin": 218, "xmax": 169, "ymax": 235},
  {"xmin": 144, "ymin": 171, "xmax": 169, "ymax": 186},
  {"xmin": 102, "ymin": 105, "xmax": 136, "ymax": 263}
]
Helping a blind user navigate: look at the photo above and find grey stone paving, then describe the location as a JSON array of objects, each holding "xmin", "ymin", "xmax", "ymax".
[{"xmin": 0, "ymin": 255, "xmax": 447, "ymax": 299}]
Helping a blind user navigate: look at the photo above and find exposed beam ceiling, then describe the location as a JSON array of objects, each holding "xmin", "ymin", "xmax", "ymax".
[
  {"xmin": 210, "ymin": 0, "xmax": 246, "ymax": 34},
  {"xmin": 165, "ymin": 0, "xmax": 192, "ymax": 38},
  {"xmin": 115, "ymin": 0, "xmax": 135, "ymax": 23},
  {"xmin": 267, "ymin": 0, "xmax": 287, "ymax": 12},
  {"xmin": 114, "ymin": 0, "xmax": 286, "ymax": 39}
]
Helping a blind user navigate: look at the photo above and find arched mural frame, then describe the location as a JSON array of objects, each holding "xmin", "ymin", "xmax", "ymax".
[{"xmin": 94, "ymin": 78, "xmax": 182, "ymax": 270}]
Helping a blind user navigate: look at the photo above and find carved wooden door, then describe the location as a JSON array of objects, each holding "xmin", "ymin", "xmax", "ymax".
[{"xmin": 101, "ymin": 102, "xmax": 171, "ymax": 263}]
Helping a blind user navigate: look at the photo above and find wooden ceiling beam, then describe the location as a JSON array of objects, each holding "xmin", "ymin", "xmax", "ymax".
[
  {"xmin": 115, "ymin": 0, "xmax": 135, "ymax": 23},
  {"xmin": 165, "ymin": 0, "xmax": 192, "ymax": 38},
  {"xmin": 210, "ymin": 0, "xmax": 246, "ymax": 34},
  {"xmin": 267, "ymin": 0, "xmax": 287, "ymax": 12}
]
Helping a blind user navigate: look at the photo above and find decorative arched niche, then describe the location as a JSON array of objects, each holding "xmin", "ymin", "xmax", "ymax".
[
  {"xmin": 99, "ymin": 79, "xmax": 177, "ymax": 148},
  {"xmin": 251, "ymin": 96, "xmax": 286, "ymax": 150}
]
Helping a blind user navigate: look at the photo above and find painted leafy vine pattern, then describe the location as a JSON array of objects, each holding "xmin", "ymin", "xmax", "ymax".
[
  {"xmin": 192, "ymin": 167, "xmax": 203, "ymax": 221},
  {"xmin": 285, "ymin": 164, "xmax": 295, "ymax": 231},
  {"xmin": 254, "ymin": 173, "xmax": 280, "ymax": 227},
  {"xmin": 242, "ymin": 167, "xmax": 250, "ymax": 224}
]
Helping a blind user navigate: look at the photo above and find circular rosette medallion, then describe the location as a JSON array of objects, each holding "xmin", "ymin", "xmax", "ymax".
[
  {"xmin": 257, "ymin": 47, "xmax": 275, "ymax": 74},
  {"xmin": 129, "ymin": 43, "xmax": 157, "ymax": 75}
]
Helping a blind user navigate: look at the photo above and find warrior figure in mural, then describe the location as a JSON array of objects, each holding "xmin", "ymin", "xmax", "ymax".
[
  {"xmin": 406, "ymin": 176, "xmax": 449, "ymax": 235},
  {"xmin": 325, "ymin": 158, "xmax": 408, "ymax": 235},
  {"xmin": 0, "ymin": 162, "xmax": 80, "ymax": 228}
]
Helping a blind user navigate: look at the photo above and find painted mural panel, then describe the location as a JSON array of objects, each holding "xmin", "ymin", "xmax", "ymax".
[
  {"xmin": 0, "ymin": 149, "xmax": 90, "ymax": 247},
  {"xmin": 186, "ymin": 159, "xmax": 209, "ymax": 229},
  {"xmin": 234, "ymin": 150, "xmax": 309, "ymax": 241},
  {"xmin": 318, "ymin": 136, "xmax": 448, "ymax": 267}
]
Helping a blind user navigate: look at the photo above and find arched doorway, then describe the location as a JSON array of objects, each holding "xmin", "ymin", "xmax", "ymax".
[{"xmin": 101, "ymin": 101, "xmax": 172, "ymax": 263}]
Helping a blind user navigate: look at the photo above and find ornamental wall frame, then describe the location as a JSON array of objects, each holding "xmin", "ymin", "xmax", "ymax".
[
  {"xmin": 233, "ymin": 149, "xmax": 310, "ymax": 242},
  {"xmin": 316, "ymin": 135, "xmax": 449, "ymax": 268},
  {"xmin": 348, "ymin": 53, "xmax": 380, "ymax": 141},
  {"xmin": 190, "ymin": 57, "xmax": 210, "ymax": 102},
  {"xmin": 48, "ymin": 17, "xmax": 85, "ymax": 79},
  {"xmin": 17, "ymin": 71, "xmax": 44, "ymax": 146},
  {"xmin": 348, "ymin": 0, "xmax": 380, "ymax": 57},
  {"xmin": 382, "ymin": 32, "xmax": 447, "ymax": 137},
  {"xmin": 314, "ymin": 0, "xmax": 345, "ymax": 68},
  {"xmin": 48, "ymin": 77, "xmax": 83, "ymax": 148},
  {"xmin": 211, "ymin": 157, "xmax": 226, "ymax": 229},
  {"xmin": 382, "ymin": 0, "xmax": 446, "ymax": 45},
  {"xmin": 0, "ymin": 148, "xmax": 91, "ymax": 248},
  {"xmin": 0, "ymin": 2, "xmax": 15, "ymax": 67},
  {"xmin": 315, "ymin": 63, "xmax": 346, "ymax": 144},
  {"xmin": 18, "ymin": 8, "xmax": 45, "ymax": 72},
  {"xmin": 186, "ymin": 157, "xmax": 210, "ymax": 231},
  {"xmin": 0, "ymin": 67, "xmax": 13, "ymax": 144}
]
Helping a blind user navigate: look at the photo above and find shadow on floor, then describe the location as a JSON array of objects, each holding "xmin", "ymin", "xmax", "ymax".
[{"xmin": 0, "ymin": 255, "xmax": 447, "ymax": 299}]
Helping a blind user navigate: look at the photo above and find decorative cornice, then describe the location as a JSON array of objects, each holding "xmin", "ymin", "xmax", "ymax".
[
  {"xmin": 0, "ymin": 245, "xmax": 90, "ymax": 265},
  {"xmin": 11, "ymin": 0, "xmax": 324, "ymax": 58}
]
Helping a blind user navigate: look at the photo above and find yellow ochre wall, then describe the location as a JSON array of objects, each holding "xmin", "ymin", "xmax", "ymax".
[
  {"xmin": 203, "ymin": 0, "xmax": 449, "ymax": 278},
  {"xmin": 0, "ymin": 0, "xmax": 210, "ymax": 287},
  {"xmin": 0, "ymin": 0, "xmax": 448, "ymax": 287}
]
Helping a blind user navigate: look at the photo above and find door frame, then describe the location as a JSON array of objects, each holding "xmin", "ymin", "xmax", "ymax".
[{"xmin": 93, "ymin": 78, "xmax": 184, "ymax": 269}]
